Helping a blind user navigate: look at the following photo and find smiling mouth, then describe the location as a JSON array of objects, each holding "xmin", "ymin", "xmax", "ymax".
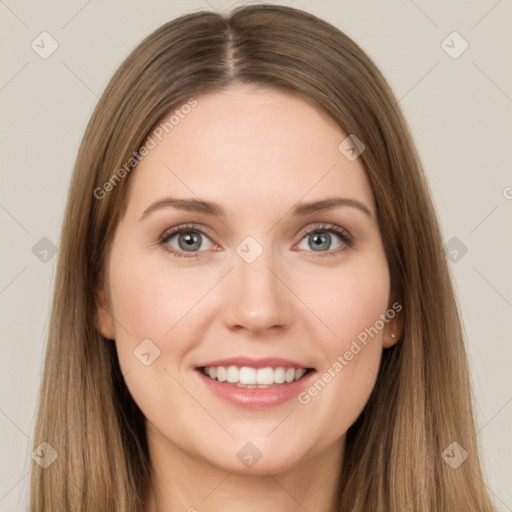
[{"xmin": 199, "ymin": 365, "xmax": 315, "ymax": 388}]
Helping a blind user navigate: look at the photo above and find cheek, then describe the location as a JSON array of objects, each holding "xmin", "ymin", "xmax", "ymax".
[
  {"xmin": 106, "ymin": 247, "xmax": 221, "ymax": 406},
  {"xmin": 334, "ymin": 273, "xmax": 388, "ymax": 344},
  {"xmin": 304, "ymin": 254, "xmax": 390, "ymax": 350},
  {"xmin": 295, "ymin": 255, "xmax": 389, "ymax": 428},
  {"xmin": 106, "ymin": 252, "xmax": 202, "ymax": 425},
  {"xmin": 108, "ymin": 249, "xmax": 205, "ymax": 343}
]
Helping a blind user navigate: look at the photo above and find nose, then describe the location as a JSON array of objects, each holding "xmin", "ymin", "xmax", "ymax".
[{"xmin": 220, "ymin": 249, "xmax": 294, "ymax": 335}]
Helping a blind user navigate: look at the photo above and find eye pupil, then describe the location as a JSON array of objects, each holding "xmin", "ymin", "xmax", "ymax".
[
  {"xmin": 310, "ymin": 232, "xmax": 331, "ymax": 251},
  {"xmin": 179, "ymin": 231, "xmax": 201, "ymax": 251}
]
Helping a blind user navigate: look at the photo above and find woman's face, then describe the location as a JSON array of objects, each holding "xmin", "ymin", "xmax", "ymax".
[{"xmin": 97, "ymin": 84, "xmax": 400, "ymax": 475}]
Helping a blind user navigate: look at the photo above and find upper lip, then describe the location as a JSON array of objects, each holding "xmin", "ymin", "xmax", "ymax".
[{"xmin": 196, "ymin": 356, "xmax": 314, "ymax": 370}]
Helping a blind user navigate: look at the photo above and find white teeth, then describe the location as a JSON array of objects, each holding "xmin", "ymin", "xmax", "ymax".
[
  {"xmin": 216, "ymin": 366, "xmax": 227, "ymax": 382},
  {"xmin": 285, "ymin": 368, "xmax": 295, "ymax": 383},
  {"xmin": 201, "ymin": 365, "xmax": 309, "ymax": 385},
  {"xmin": 296, "ymin": 368, "xmax": 307, "ymax": 380},
  {"xmin": 226, "ymin": 366, "xmax": 238, "ymax": 383},
  {"xmin": 239, "ymin": 366, "xmax": 256, "ymax": 384},
  {"xmin": 256, "ymin": 367, "xmax": 274, "ymax": 385},
  {"xmin": 274, "ymin": 367, "xmax": 286, "ymax": 384}
]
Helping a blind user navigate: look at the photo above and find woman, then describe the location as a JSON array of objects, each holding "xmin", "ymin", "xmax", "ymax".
[{"xmin": 30, "ymin": 4, "xmax": 497, "ymax": 511}]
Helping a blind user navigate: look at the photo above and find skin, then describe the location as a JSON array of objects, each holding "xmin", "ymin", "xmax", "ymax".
[{"xmin": 97, "ymin": 84, "xmax": 402, "ymax": 512}]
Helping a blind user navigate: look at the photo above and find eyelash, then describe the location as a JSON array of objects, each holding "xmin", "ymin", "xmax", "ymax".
[{"xmin": 158, "ymin": 223, "xmax": 353, "ymax": 259}]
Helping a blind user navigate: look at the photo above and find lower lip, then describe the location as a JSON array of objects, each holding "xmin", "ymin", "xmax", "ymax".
[{"xmin": 196, "ymin": 369, "xmax": 316, "ymax": 409}]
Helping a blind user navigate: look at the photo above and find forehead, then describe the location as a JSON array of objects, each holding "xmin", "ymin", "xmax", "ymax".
[{"xmin": 125, "ymin": 84, "xmax": 376, "ymax": 219}]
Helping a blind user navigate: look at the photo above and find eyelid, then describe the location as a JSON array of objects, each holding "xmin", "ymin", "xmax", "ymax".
[
  {"xmin": 160, "ymin": 223, "xmax": 215, "ymax": 242},
  {"xmin": 295, "ymin": 222, "xmax": 352, "ymax": 243},
  {"xmin": 293, "ymin": 222, "xmax": 353, "ymax": 258},
  {"xmin": 159, "ymin": 223, "xmax": 217, "ymax": 258}
]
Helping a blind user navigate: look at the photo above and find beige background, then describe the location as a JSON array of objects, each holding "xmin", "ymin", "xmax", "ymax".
[{"xmin": 1, "ymin": 0, "xmax": 511, "ymax": 510}]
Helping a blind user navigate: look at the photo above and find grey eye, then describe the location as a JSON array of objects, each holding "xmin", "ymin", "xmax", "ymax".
[
  {"xmin": 177, "ymin": 231, "xmax": 203, "ymax": 251},
  {"xmin": 164, "ymin": 229, "xmax": 214, "ymax": 253},
  {"xmin": 309, "ymin": 232, "xmax": 330, "ymax": 251},
  {"xmin": 297, "ymin": 231, "xmax": 343, "ymax": 252}
]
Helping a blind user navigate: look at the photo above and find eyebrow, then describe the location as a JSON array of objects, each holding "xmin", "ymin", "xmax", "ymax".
[{"xmin": 140, "ymin": 196, "xmax": 373, "ymax": 220}]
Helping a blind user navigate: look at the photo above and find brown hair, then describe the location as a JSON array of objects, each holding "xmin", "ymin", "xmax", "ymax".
[{"xmin": 30, "ymin": 4, "xmax": 496, "ymax": 511}]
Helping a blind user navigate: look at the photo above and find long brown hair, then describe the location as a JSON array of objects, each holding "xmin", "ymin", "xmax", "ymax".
[{"xmin": 30, "ymin": 4, "xmax": 496, "ymax": 511}]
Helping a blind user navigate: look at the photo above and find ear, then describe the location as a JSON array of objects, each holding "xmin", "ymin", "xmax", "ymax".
[
  {"xmin": 382, "ymin": 291, "xmax": 404, "ymax": 349},
  {"xmin": 95, "ymin": 272, "xmax": 115, "ymax": 340}
]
